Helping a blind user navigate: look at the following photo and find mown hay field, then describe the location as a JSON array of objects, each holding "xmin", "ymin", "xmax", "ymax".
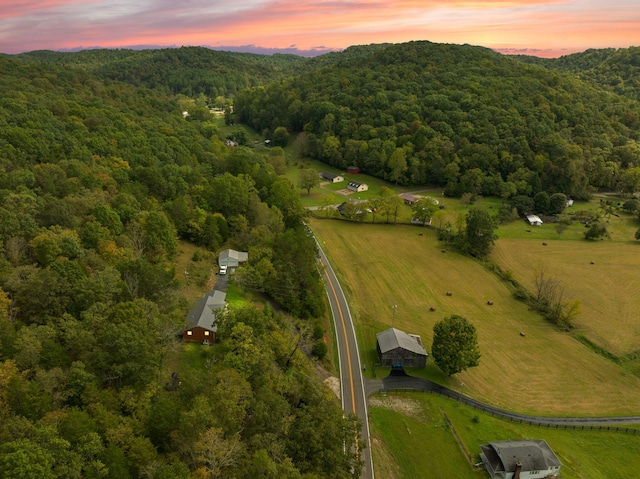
[
  {"xmin": 492, "ymin": 238, "xmax": 640, "ymax": 358},
  {"xmin": 309, "ymin": 218, "xmax": 640, "ymax": 415}
]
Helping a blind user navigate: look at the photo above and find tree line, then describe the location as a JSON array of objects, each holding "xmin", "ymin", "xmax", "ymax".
[
  {"xmin": 234, "ymin": 41, "xmax": 640, "ymax": 201},
  {"xmin": 0, "ymin": 54, "xmax": 358, "ymax": 478}
]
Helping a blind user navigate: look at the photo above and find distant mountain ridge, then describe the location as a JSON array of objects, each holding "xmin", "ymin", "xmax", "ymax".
[
  {"xmin": 232, "ymin": 40, "xmax": 640, "ymax": 196},
  {"xmin": 55, "ymin": 44, "xmax": 337, "ymax": 58},
  {"xmin": 6, "ymin": 40, "xmax": 640, "ymax": 197}
]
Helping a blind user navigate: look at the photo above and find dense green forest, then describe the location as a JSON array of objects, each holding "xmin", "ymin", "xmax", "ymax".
[
  {"xmin": 9, "ymin": 47, "xmax": 311, "ymax": 98},
  {"xmin": 235, "ymin": 41, "xmax": 640, "ymax": 199},
  {"xmin": 3, "ymin": 40, "xmax": 640, "ymax": 478},
  {"xmin": 518, "ymin": 46, "xmax": 640, "ymax": 101},
  {"xmin": 0, "ymin": 53, "xmax": 358, "ymax": 478}
]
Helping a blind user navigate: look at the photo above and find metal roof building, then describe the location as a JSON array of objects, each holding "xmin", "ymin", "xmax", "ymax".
[
  {"xmin": 218, "ymin": 249, "xmax": 248, "ymax": 268},
  {"xmin": 183, "ymin": 290, "xmax": 226, "ymax": 343},
  {"xmin": 480, "ymin": 440, "xmax": 562, "ymax": 479},
  {"xmin": 376, "ymin": 328, "xmax": 428, "ymax": 368}
]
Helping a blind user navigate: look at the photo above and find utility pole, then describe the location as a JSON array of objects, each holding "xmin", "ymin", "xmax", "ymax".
[{"xmin": 392, "ymin": 303, "xmax": 397, "ymax": 328}]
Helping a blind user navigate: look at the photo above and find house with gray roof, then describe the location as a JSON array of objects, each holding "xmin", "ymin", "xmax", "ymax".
[
  {"xmin": 376, "ymin": 328, "xmax": 428, "ymax": 368},
  {"xmin": 218, "ymin": 249, "xmax": 248, "ymax": 269},
  {"xmin": 480, "ymin": 440, "xmax": 562, "ymax": 479},
  {"xmin": 319, "ymin": 171, "xmax": 344, "ymax": 183},
  {"xmin": 183, "ymin": 290, "xmax": 226, "ymax": 343}
]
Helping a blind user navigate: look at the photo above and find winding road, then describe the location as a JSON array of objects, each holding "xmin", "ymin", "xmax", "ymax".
[{"xmin": 316, "ymin": 240, "xmax": 375, "ymax": 479}]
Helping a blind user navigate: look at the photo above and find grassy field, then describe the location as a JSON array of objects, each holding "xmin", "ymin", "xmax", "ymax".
[
  {"xmin": 369, "ymin": 392, "xmax": 640, "ymax": 479},
  {"xmin": 309, "ymin": 218, "xmax": 640, "ymax": 415},
  {"xmin": 491, "ymin": 197, "xmax": 640, "ymax": 374}
]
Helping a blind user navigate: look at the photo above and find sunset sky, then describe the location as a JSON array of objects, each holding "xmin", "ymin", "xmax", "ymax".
[{"xmin": 1, "ymin": 0, "xmax": 640, "ymax": 57}]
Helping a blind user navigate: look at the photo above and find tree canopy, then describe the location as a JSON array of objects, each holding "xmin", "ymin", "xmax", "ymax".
[
  {"xmin": 0, "ymin": 52, "xmax": 350, "ymax": 479},
  {"xmin": 431, "ymin": 315, "xmax": 481, "ymax": 376},
  {"xmin": 235, "ymin": 41, "xmax": 640, "ymax": 200}
]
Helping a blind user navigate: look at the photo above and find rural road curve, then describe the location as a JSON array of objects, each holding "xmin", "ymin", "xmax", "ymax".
[{"xmin": 315, "ymin": 239, "xmax": 375, "ymax": 479}]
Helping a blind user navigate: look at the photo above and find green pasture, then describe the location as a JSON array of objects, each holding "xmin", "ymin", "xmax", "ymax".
[
  {"xmin": 309, "ymin": 218, "xmax": 640, "ymax": 416},
  {"xmin": 492, "ymin": 238, "xmax": 640, "ymax": 362},
  {"xmin": 287, "ymin": 157, "xmax": 423, "ymax": 207},
  {"xmin": 491, "ymin": 195, "xmax": 640, "ymax": 373},
  {"xmin": 369, "ymin": 392, "xmax": 640, "ymax": 479},
  {"xmin": 498, "ymin": 195, "xmax": 639, "ymax": 242}
]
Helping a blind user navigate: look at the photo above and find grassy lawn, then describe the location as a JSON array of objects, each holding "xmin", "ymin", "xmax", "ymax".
[
  {"xmin": 174, "ymin": 241, "xmax": 218, "ymax": 302},
  {"xmin": 369, "ymin": 392, "xmax": 640, "ymax": 479},
  {"xmin": 309, "ymin": 218, "xmax": 640, "ymax": 415},
  {"xmin": 287, "ymin": 157, "xmax": 425, "ymax": 207}
]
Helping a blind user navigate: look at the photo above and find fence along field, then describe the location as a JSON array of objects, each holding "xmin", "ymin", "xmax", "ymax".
[{"xmin": 309, "ymin": 218, "xmax": 640, "ymax": 416}]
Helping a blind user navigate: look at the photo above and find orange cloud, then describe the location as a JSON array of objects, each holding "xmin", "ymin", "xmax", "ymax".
[{"xmin": 0, "ymin": 0, "xmax": 639, "ymax": 56}]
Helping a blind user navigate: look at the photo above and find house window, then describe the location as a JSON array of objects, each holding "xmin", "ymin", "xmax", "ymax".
[
  {"xmin": 187, "ymin": 331, "xmax": 193, "ymax": 336},
  {"xmin": 204, "ymin": 331, "xmax": 210, "ymax": 336}
]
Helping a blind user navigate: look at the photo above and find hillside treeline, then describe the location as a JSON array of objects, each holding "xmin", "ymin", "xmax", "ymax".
[
  {"xmin": 0, "ymin": 55, "xmax": 359, "ymax": 478},
  {"xmin": 11, "ymin": 47, "xmax": 310, "ymax": 98},
  {"xmin": 235, "ymin": 41, "xmax": 640, "ymax": 199},
  {"xmin": 519, "ymin": 46, "xmax": 640, "ymax": 102}
]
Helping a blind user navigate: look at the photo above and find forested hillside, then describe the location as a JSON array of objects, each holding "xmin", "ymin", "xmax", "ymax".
[
  {"xmin": 518, "ymin": 46, "xmax": 640, "ymax": 102},
  {"xmin": 0, "ymin": 54, "xmax": 358, "ymax": 478},
  {"xmin": 235, "ymin": 41, "xmax": 640, "ymax": 199},
  {"xmin": 11, "ymin": 47, "xmax": 311, "ymax": 98}
]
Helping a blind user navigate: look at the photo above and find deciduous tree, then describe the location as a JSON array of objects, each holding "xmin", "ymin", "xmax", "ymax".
[
  {"xmin": 297, "ymin": 169, "xmax": 320, "ymax": 195},
  {"xmin": 462, "ymin": 208, "xmax": 497, "ymax": 257},
  {"xmin": 431, "ymin": 315, "xmax": 480, "ymax": 376},
  {"xmin": 411, "ymin": 197, "xmax": 439, "ymax": 226}
]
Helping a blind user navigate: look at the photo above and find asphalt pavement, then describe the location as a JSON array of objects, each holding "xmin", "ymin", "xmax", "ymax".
[{"xmin": 316, "ymin": 240, "xmax": 375, "ymax": 479}]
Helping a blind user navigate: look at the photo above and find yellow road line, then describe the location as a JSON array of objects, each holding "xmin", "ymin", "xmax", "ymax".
[{"xmin": 322, "ymin": 261, "xmax": 360, "ymax": 458}]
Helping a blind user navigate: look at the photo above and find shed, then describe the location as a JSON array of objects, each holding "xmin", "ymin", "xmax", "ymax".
[
  {"xmin": 526, "ymin": 214, "xmax": 543, "ymax": 226},
  {"xmin": 183, "ymin": 290, "xmax": 226, "ymax": 343},
  {"xmin": 218, "ymin": 249, "xmax": 248, "ymax": 269},
  {"xmin": 347, "ymin": 166, "xmax": 361, "ymax": 174},
  {"xmin": 376, "ymin": 328, "xmax": 428, "ymax": 368},
  {"xmin": 319, "ymin": 171, "xmax": 344, "ymax": 183},
  {"xmin": 480, "ymin": 440, "xmax": 562, "ymax": 479},
  {"xmin": 400, "ymin": 193, "xmax": 420, "ymax": 205},
  {"xmin": 347, "ymin": 181, "xmax": 369, "ymax": 193}
]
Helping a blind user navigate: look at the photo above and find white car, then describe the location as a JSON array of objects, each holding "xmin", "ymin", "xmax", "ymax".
[{"xmin": 219, "ymin": 265, "xmax": 227, "ymax": 275}]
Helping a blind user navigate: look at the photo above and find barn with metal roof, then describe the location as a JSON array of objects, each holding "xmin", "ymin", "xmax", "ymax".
[{"xmin": 376, "ymin": 328, "xmax": 428, "ymax": 368}]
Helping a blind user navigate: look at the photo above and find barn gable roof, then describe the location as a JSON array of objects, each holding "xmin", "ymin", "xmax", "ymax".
[
  {"xmin": 480, "ymin": 440, "xmax": 561, "ymax": 473},
  {"xmin": 376, "ymin": 328, "xmax": 427, "ymax": 356},
  {"xmin": 186, "ymin": 290, "xmax": 226, "ymax": 331}
]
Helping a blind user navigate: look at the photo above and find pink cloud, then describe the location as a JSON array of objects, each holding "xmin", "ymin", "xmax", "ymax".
[{"xmin": 0, "ymin": 0, "xmax": 639, "ymax": 56}]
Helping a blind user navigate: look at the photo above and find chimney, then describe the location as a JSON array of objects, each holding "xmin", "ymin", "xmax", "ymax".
[{"xmin": 514, "ymin": 461, "xmax": 522, "ymax": 479}]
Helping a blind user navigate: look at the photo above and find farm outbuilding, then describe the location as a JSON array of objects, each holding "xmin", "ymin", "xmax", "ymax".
[
  {"xmin": 347, "ymin": 166, "xmax": 361, "ymax": 174},
  {"xmin": 347, "ymin": 180, "xmax": 368, "ymax": 193},
  {"xmin": 526, "ymin": 215, "xmax": 543, "ymax": 226},
  {"xmin": 376, "ymin": 328, "xmax": 428, "ymax": 368},
  {"xmin": 400, "ymin": 193, "xmax": 420, "ymax": 205},
  {"xmin": 218, "ymin": 249, "xmax": 248, "ymax": 269},
  {"xmin": 480, "ymin": 440, "xmax": 562, "ymax": 479},
  {"xmin": 319, "ymin": 171, "xmax": 344, "ymax": 183},
  {"xmin": 183, "ymin": 290, "xmax": 226, "ymax": 343}
]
